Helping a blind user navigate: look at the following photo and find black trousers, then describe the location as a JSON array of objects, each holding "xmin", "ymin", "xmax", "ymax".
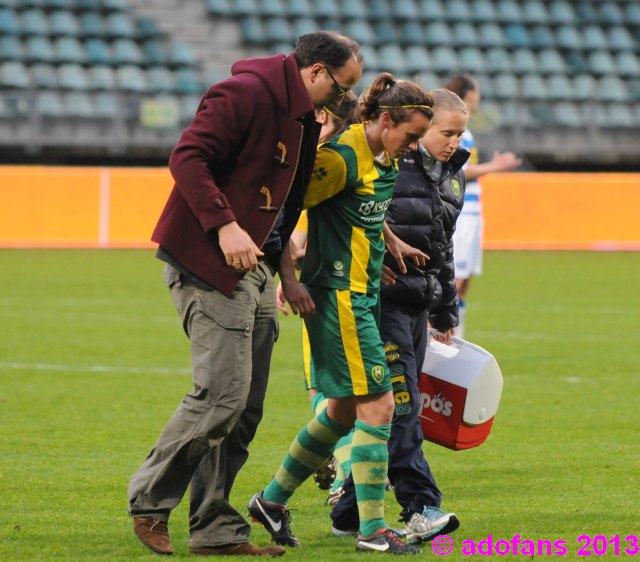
[{"xmin": 331, "ymin": 302, "xmax": 442, "ymax": 528}]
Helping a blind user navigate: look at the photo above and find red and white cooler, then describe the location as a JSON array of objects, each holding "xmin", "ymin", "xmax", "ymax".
[{"xmin": 418, "ymin": 336, "xmax": 503, "ymax": 450}]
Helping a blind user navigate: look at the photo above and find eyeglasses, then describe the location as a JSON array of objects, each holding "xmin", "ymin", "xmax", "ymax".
[{"xmin": 323, "ymin": 65, "xmax": 350, "ymax": 98}]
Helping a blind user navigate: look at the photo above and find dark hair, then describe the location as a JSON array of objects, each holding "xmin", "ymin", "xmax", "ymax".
[
  {"xmin": 442, "ymin": 73, "xmax": 479, "ymax": 100},
  {"xmin": 321, "ymin": 91, "xmax": 359, "ymax": 140},
  {"xmin": 294, "ymin": 31, "xmax": 363, "ymax": 70},
  {"xmin": 429, "ymin": 88, "xmax": 468, "ymax": 122},
  {"xmin": 359, "ymin": 72, "xmax": 433, "ymax": 123}
]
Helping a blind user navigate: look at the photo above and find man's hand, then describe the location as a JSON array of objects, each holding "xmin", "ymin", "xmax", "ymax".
[
  {"xmin": 280, "ymin": 276, "xmax": 316, "ymax": 318},
  {"xmin": 432, "ymin": 328, "xmax": 455, "ymax": 345},
  {"xmin": 275, "ymin": 281, "xmax": 289, "ymax": 316},
  {"xmin": 217, "ymin": 221, "xmax": 264, "ymax": 272},
  {"xmin": 383, "ymin": 222, "xmax": 429, "ymax": 274},
  {"xmin": 489, "ymin": 150, "xmax": 522, "ymax": 172},
  {"xmin": 381, "ymin": 264, "xmax": 397, "ymax": 286}
]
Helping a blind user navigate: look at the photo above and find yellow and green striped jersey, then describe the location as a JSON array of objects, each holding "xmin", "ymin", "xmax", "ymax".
[{"xmin": 301, "ymin": 123, "xmax": 398, "ymax": 294}]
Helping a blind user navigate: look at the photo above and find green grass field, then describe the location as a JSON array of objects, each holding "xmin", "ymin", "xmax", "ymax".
[{"xmin": 1, "ymin": 249, "xmax": 638, "ymax": 561}]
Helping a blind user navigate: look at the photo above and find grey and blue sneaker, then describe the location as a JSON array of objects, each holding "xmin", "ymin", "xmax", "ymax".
[
  {"xmin": 356, "ymin": 528, "xmax": 421, "ymax": 554},
  {"xmin": 405, "ymin": 506, "xmax": 459, "ymax": 544}
]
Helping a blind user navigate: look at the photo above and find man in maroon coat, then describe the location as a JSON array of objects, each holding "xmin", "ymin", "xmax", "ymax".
[{"xmin": 128, "ymin": 32, "xmax": 363, "ymax": 557}]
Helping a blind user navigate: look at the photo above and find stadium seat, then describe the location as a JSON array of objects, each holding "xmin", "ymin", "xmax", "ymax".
[
  {"xmin": 429, "ymin": 46, "xmax": 458, "ymax": 74},
  {"xmin": 21, "ymin": 9, "xmax": 49, "ymax": 35},
  {"xmin": 530, "ymin": 25, "xmax": 554, "ymax": 49},
  {"xmin": 391, "ymin": 0, "xmax": 418, "ymax": 21},
  {"xmin": 88, "ymin": 64, "xmax": 116, "ymax": 90},
  {"xmin": 21, "ymin": 0, "xmax": 44, "ymax": 8},
  {"xmin": 472, "ymin": 0, "xmax": 496, "ymax": 23},
  {"xmin": 263, "ymin": 17, "xmax": 294, "ymax": 44},
  {"xmin": 597, "ymin": 76, "xmax": 628, "ymax": 102},
  {"xmin": 64, "ymin": 91, "xmax": 94, "ymax": 118},
  {"xmin": 339, "ymin": 0, "xmax": 368, "ymax": 20},
  {"xmin": 74, "ymin": 0, "xmax": 101, "ymax": 11},
  {"xmin": 173, "ymin": 67, "xmax": 202, "ymax": 94},
  {"xmin": 45, "ymin": 0, "xmax": 75, "ymax": 9},
  {"xmin": 444, "ymin": 0, "xmax": 471, "ymax": 22},
  {"xmin": 538, "ymin": 49, "xmax": 566, "ymax": 75},
  {"xmin": 206, "ymin": 0, "xmax": 231, "ymax": 16},
  {"xmin": 379, "ymin": 44, "xmax": 406, "ymax": 75},
  {"xmin": 283, "ymin": 0, "xmax": 312, "ymax": 18},
  {"xmin": 31, "ymin": 62, "xmax": 58, "ymax": 88},
  {"xmin": 505, "ymin": 24, "xmax": 531, "ymax": 48},
  {"xmin": 599, "ymin": 104, "xmax": 635, "ymax": 128},
  {"xmin": 599, "ymin": 3, "xmax": 623, "ymax": 25},
  {"xmin": 399, "ymin": 21, "xmax": 424, "ymax": 46},
  {"xmin": 485, "ymin": 47, "xmax": 512, "ymax": 74},
  {"xmin": 54, "ymin": 36, "xmax": 86, "ymax": 63},
  {"xmin": 229, "ymin": 0, "xmax": 258, "ymax": 17},
  {"xmin": 588, "ymin": 51, "xmax": 616, "ymax": 76},
  {"xmin": 548, "ymin": 1, "xmax": 575, "ymax": 25},
  {"xmin": 458, "ymin": 47, "xmax": 485, "ymax": 74},
  {"xmin": 416, "ymin": 0, "xmax": 444, "ymax": 21},
  {"xmin": 607, "ymin": 27, "xmax": 635, "ymax": 52},
  {"xmin": 564, "ymin": 51, "xmax": 588, "ymax": 75},
  {"xmin": 147, "ymin": 66, "xmax": 174, "ymax": 93},
  {"xmin": 0, "ymin": 8, "xmax": 20, "ymax": 35},
  {"xmin": 520, "ymin": 0, "xmax": 548, "ymax": 24},
  {"xmin": 546, "ymin": 74, "xmax": 573, "ymax": 101},
  {"xmin": 309, "ymin": 0, "xmax": 338, "ymax": 19},
  {"xmin": 475, "ymin": 74, "xmax": 493, "ymax": 99},
  {"xmin": 344, "ymin": 20, "xmax": 375, "ymax": 45},
  {"xmin": 168, "ymin": 41, "xmax": 198, "ymax": 68},
  {"xmin": 24, "ymin": 36, "xmax": 53, "ymax": 62},
  {"xmin": 259, "ymin": 0, "xmax": 285, "ymax": 17},
  {"xmin": 582, "ymin": 26, "xmax": 608, "ymax": 51},
  {"xmin": 414, "ymin": 71, "xmax": 440, "ymax": 89},
  {"xmin": 423, "ymin": 22, "xmax": 451, "ymax": 47},
  {"xmin": 136, "ymin": 17, "xmax": 162, "ymax": 40},
  {"xmin": 491, "ymin": 73, "xmax": 519, "ymax": 100},
  {"xmin": 555, "ymin": 25, "xmax": 582, "ymax": 51},
  {"xmin": 58, "ymin": 63, "xmax": 89, "ymax": 90},
  {"xmin": 0, "ymin": 36, "xmax": 23, "ymax": 61},
  {"xmin": 319, "ymin": 17, "xmax": 340, "ymax": 32},
  {"xmin": 451, "ymin": 22, "xmax": 478, "ymax": 48},
  {"xmin": 478, "ymin": 23, "xmax": 505, "ymax": 48},
  {"xmin": 626, "ymin": 3, "xmax": 640, "ymax": 26},
  {"xmin": 116, "ymin": 64, "xmax": 147, "ymax": 92},
  {"xmin": 528, "ymin": 103, "xmax": 554, "ymax": 127},
  {"xmin": 179, "ymin": 94, "xmax": 200, "ymax": 123},
  {"xmin": 239, "ymin": 17, "xmax": 265, "ymax": 44},
  {"xmin": 616, "ymin": 52, "xmax": 640, "ymax": 78},
  {"xmin": 575, "ymin": 3, "xmax": 597, "ymax": 24},
  {"xmin": 520, "ymin": 74, "xmax": 547, "ymax": 100},
  {"xmin": 368, "ymin": 0, "xmax": 391, "ymax": 20},
  {"xmin": 84, "ymin": 37, "xmax": 110, "ymax": 64},
  {"xmin": 79, "ymin": 12, "xmax": 105, "ymax": 37},
  {"xmin": 1, "ymin": 61, "xmax": 30, "ymax": 88},
  {"xmin": 111, "ymin": 38, "xmax": 143, "ymax": 65},
  {"xmin": 35, "ymin": 89, "xmax": 64, "ymax": 117},
  {"xmin": 102, "ymin": 0, "xmax": 129, "ymax": 13},
  {"xmin": 404, "ymin": 45, "xmax": 432, "ymax": 74},
  {"xmin": 356, "ymin": 69, "xmax": 379, "ymax": 94},
  {"xmin": 49, "ymin": 11, "xmax": 79, "ymax": 36},
  {"xmin": 292, "ymin": 17, "xmax": 318, "ymax": 39},
  {"xmin": 93, "ymin": 91, "xmax": 119, "ymax": 118},
  {"xmin": 375, "ymin": 20, "xmax": 398, "ymax": 45},
  {"xmin": 494, "ymin": 0, "xmax": 521, "ymax": 23},
  {"xmin": 552, "ymin": 102, "xmax": 584, "ymax": 127},
  {"xmin": 104, "ymin": 12, "xmax": 135, "ymax": 38},
  {"xmin": 142, "ymin": 39, "xmax": 167, "ymax": 65},
  {"xmin": 571, "ymin": 74, "xmax": 597, "ymax": 102},
  {"xmin": 358, "ymin": 45, "xmax": 379, "ymax": 71},
  {"xmin": 511, "ymin": 49, "xmax": 538, "ymax": 74}
]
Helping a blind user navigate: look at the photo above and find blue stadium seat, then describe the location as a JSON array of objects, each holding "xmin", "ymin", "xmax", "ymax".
[
  {"xmin": 142, "ymin": 39, "xmax": 167, "ymax": 65},
  {"xmin": 116, "ymin": 64, "xmax": 147, "ymax": 92},
  {"xmin": 375, "ymin": 20, "xmax": 398, "ymax": 45},
  {"xmin": 473, "ymin": 0, "xmax": 496, "ymax": 23},
  {"xmin": 102, "ymin": 0, "xmax": 129, "ymax": 13},
  {"xmin": 530, "ymin": 25, "xmax": 554, "ymax": 49},
  {"xmin": 588, "ymin": 51, "xmax": 616, "ymax": 76},
  {"xmin": 79, "ymin": 12, "xmax": 105, "ymax": 37},
  {"xmin": 75, "ymin": 0, "xmax": 101, "ymax": 11},
  {"xmin": 84, "ymin": 37, "xmax": 110, "ymax": 64},
  {"xmin": 168, "ymin": 41, "xmax": 198, "ymax": 68},
  {"xmin": 538, "ymin": 49, "xmax": 566, "ymax": 75},
  {"xmin": 399, "ymin": 21, "xmax": 424, "ymax": 46},
  {"xmin": 147, "ymin": 66, "xmax": 174, "ymax": 92},
  {"xmin": 88, "ymin": 64, "xmax": 116, "ymax": 89},
  {"xmin": 339, "ymin": 0, "xmax": 367, "ymax": 20},
  {"xmin": 505, "ymin": 24, "xmax": 531, "ymax": 48},
  {"xmin": 597, "ymin": 104, "xmax": 635, "ymax": 128},
  {"xmin": 423, "ymin": 22, "xmax": 451, "ymax": 46},
  {"xmin": 597, "ymin": 76, "xmax": 628, "ymax": 102},
  {"xmin": 416, "ymin": 0, "xmax": 444, "ymax": 21},
  {"xmin": 445, "ymin": 0, "xmax": 471, "ymax": 22},
  {"xmin": 24, "ymin": 36, "xmax": 53, "ymax": 62},
  {"xmin": 0, "ymin": 8, "xmax": 19, "ymax": 34},
  {"xmin": 359, "ymin": 45, "xmax": 379, "ymax": 71},
  {"xmin": 520, "ymin": 74, "xmax": 547, "ymax": 100},
  {"xmin": 136, "ymin": 17, "xmax": 162, "ymax": 40},
  {"xmin": 478, "ymin": 23, "xmax": 505, "ymax": 48},
  {"xmin": 179, "ymin": 94, "xmax": 200, "ymax": 123},
  {"xmin": 492, "ymin": 73, "xmax": 519, "ymax": 99},
  {"xmin": 292, "ymin": 17, "xmax": 318, "ymax": 39},
  {"xmin": 309, "ymin": 0, "xmax": 338, "ymax": 19},
  {"xmin": 379, "ymin": 44, "xmax": 406, "ymax": 75},
  {"xmin": 451, "ymin": 23, "xmax": 478, "ymax": 47},
  {"xmin": 575, "ymin": 3, "xmax": 597, "ymax": 24},
  {"xmin": 54, "ymin": 36, "xmax": 86, "ymax": 63},
  {"xmin": 616, "ymin": 52, "xmax": 640, "ymax": 78},
  {"xmin": 555, "ymin": 25, "xmax": 582, "ymax": 51},
  {"xmin": 319, "ymin": 17, "xmax": 340, "ymax": 32},
  {"xmin": 36, "ymin": 90, "xmax": 64, "ymax": 117},
  {"xmin": 626, "ymin": 3, "xmax": 640, "ymax": 26},
  {"xmin": 391, "ymin": 0, "xmax": 418, "ymax": 21},
  {"xmin": 111, "ymin": 38, "xmax": 143, "ymax": 65},
  {"xmin": 552, "ymin": 102, "xmax": 583, "ymax": 127},
  {"xmin": 21, "ymin": 9, "xmax": 49, "ymax": 35},
  {"xmin": 607, "ymin": 27, "xmax": 635, "ymax": 52},
  {"xmin": 458, "ymin": 47, "xmax": 485, "ymax": 74},
  {"xmin": 571, "ymin": 74, "xmax": 596, "ymax": 101},
  {"xmin": 598, "ymin": 3, "xmax": 623, "ymax": 25},
  {"xmin": 546, "ymin": 74, "xmax": 573, "ymax": 100},
  {"xmin": 521, "ymin": 0, "xmax": 548, "ymax": 24},
  {"xmin": 494, "ymin": 0, "xmax": 521, "ymax": 23},
  {"xmin": 104, "ymin": 12, "xmax": 135, "ymax": 38},
  {"xmin": 414, "ymin": 71, "xmax": 440, "ymax": 89},
  {"xmin": 259, "ymin": 0, "xmax": 285, "ymax": 17},
  {"xmin": 485, "ymin": 47, "xmax": 512, "ymax": 74},
  {"xmin": 58, "ymin": 62, "xmax": 89, "ymax": 89},
  {"xmin": 44, "ymin": 0, "xmax": 75, "ymax": 9},
  {"xmin": 548, "ymin": 1, "xmax": 575, "ymax": 24},
  {"xmin": 64, "ymin": 91, "xmax": 94, "ymax": 118},
  {"xmin": 174, "ymin": 67, "xmax": 202, "ymax": 94},
  {"xmin": 564, "ymin": 51, "xmax": 588, "ymax": 75},
  {"xmin": 368, "ymin": 0, "xmax": 391, "ymax": 20},
  {"xmin": 284, "ymin": 0, "xmax": 312, "ymax": 18},
  {"xmin": 429, "ymin": 46, "xmax": 458, "ymax": 74},
  {"xmin": 582, "ymin": 26, "xmax": 607, "ymax": 51},
  {"xmin": 31, "ymin": 62, "xmax": 59, "ymax": 88},
  {"xmin": 0, "ymin": 36, "xmax": 23, "ymax": 60},
  {"xmin": 206, "ymin": 0, "xmax": 232, "ymax": 16},
  {"xmin": 404, "ymin": 45, "xmax": 432, "ymax": 74},
  {"xmin": 1, "ymin": 61, "xmax": 30, "ymax": 88},
  {"xmin": 511, "ymin": 49, "xmax": 538, "ymax": 74},
  {"xmin": 21, "ymin": 0, "xmax": 44, "ymax": 9},
  {"xmin": 344, "ymin": 20, "xmax": 375, "ymax": 45},
  {"xmin": 264, "ymin": 17, "xmax": 294, "ymax": 44},
  {"xmin": 49, "ymin": 10, "xmax": 79, "ymax": 36},
  {"xmin": 93, "ymin": 91, "xmax": 119, "ymax": 118},
  {"xmin": 240, "ymin": 17, "xmax": 265, "ymax": 44},
  {"xmin": 229, "ymin": 0, "xmax": 258, "ymax": 17},
  {"xmin": 355, "ymin": 69, "xmax": 379, "ymax": 94}
]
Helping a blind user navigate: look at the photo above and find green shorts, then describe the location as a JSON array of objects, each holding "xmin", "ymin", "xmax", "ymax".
[{"xmin": 303, "ymin": 286, "xmax": 391, "ymax": 398}]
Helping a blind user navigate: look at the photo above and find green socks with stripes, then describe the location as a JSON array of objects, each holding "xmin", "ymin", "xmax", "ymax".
[{"xmin": 350, "ymin": 419, "xmax": 391, "ymax": 536}]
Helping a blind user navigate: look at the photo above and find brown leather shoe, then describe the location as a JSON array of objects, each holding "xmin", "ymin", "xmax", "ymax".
[
  {"xmin": 189, "ymin": 542, "xmax": 286, "ymax": 556},
  {"xmin": 133, "ymin": 516, "xmax": 174, "ymax": 555}
]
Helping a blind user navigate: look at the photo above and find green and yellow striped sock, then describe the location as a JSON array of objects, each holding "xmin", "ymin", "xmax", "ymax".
[
  {"xmin": 311, "ymin": 391, "xmax": 328, "ymax": 416},
  {"xmin": 351, "ymin": 419, "xmax": 391, "ymax": 537},
  {"xmin": 262, "ymin": 408, "xmax": 351, "ymax": 505},
  {"xmin": 330, "ymin": 431, "xmax": 353, "ymax": 492}
]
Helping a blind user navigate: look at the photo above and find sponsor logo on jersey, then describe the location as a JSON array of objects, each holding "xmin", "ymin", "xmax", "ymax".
[{"xmin": 358, "ymin": 199, "xmax": 391, "ymax": 216}]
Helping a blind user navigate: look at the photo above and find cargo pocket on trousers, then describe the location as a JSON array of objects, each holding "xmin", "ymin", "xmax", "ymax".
[{"xmin": 195, "ymin": 289, "xmax": 255, "ymax": 336}]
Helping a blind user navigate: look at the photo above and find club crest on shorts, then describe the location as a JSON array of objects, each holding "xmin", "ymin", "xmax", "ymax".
[{"xmin": 371, "ymin": 365, "xmax": 385, "ymax": 384}]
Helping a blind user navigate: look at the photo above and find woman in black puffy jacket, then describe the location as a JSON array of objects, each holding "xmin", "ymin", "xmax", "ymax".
[{"xmin": 330, "ymin": 89, "xmax": 470, "ymax": 544}]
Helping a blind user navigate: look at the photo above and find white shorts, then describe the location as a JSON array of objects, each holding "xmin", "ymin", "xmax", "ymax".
[{"xmin": 453, "ymin": 212, "xmax": 483, "ymax": 279}]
